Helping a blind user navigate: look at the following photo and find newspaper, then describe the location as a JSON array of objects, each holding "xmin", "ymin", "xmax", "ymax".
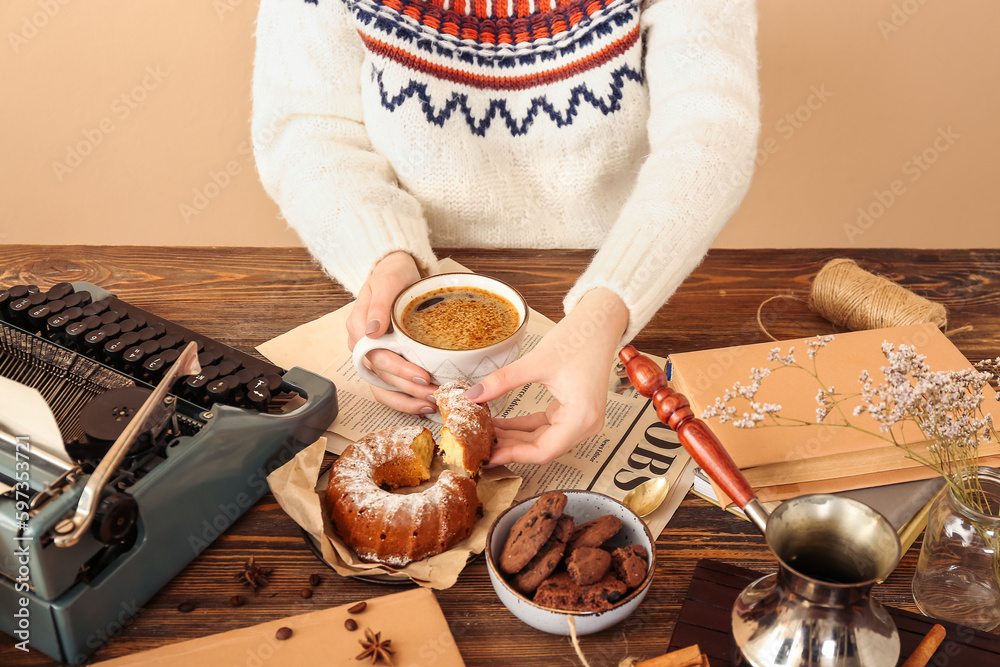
[{"xmin": 257, "ymin": 259, "xmax": 694, "ymax": 538}]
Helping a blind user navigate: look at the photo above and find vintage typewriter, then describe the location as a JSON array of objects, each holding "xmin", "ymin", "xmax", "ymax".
[{"xmin": 0, "ymin": 281, "xmax": 337, "ymax": 663}]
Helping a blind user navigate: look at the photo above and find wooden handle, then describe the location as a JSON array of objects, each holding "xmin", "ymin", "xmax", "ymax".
[{"xmin": 619, "ymin": 346, "xmax": 757, "ymax": 509}]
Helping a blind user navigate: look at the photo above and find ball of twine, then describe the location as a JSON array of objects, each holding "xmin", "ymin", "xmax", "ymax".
[{"xmin": 808, "ymin": 258, "xmax": 947, "ymax": 331}]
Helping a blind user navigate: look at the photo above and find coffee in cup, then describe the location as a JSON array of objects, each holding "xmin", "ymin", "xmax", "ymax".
[
  {"xmin": 399, "ymin": 285, "xmax": 521, "ymax": 350},
  {"xmin": 351, "ymin": 273, "xmax": 528, "ymax": 393}
]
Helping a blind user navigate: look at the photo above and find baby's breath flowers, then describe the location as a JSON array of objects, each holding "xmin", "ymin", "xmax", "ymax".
[{"xmin": 704, "ymin": 336, "xmax": 1000, "ymax": 588}]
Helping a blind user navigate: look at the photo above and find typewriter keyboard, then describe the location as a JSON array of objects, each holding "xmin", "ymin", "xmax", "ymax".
[{"xmin": 0, "ymin": 281, "xmax": 289, "ymax": 422}]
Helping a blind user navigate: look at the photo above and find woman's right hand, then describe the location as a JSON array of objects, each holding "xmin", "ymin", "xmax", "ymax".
[{"xmin": 346, "ymin": 251, "xmax": 439, "ymax": 415}]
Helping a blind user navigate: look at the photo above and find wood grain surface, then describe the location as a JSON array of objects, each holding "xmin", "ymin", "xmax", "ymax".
[{"xmin": 2, "ymin": 246, "xmax": 999, "ymax": 666}]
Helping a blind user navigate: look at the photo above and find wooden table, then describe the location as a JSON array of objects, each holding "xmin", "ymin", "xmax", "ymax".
[{"xmin": 2, "ymin": 246, "xmax": 998, "ymax": 665}]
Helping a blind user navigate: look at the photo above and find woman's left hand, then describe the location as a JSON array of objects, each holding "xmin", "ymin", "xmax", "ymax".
[{"xmin": 465, "ymin": 288, "xmax": 630, "ymax": 466}]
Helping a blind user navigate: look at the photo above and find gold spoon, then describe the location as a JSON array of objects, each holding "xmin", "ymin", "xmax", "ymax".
[{"xmin": 622, "ymin": 477, "xmax": 670, "ymax": 518}]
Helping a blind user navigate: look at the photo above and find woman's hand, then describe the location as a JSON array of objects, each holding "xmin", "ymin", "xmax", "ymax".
[
  {"xmin": 346, "ymin": 251, "xmax": 438, "ymax": 414},
  {"xmin": 466, "ymin": 288, "xmax": 630, "ymax": 465}
]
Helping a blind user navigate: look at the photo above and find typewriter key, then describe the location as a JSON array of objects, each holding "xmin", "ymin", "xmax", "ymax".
[
  {"xmin": 124, "ymin": 309, "xmax": 146, "ymax": 328},
  {"xmin": 6, "ymin": 292, "xmax": 46, "ymax": 325},
  {"xmin": 157, "ymin": 333, "xmax": 183, "ymax": 350},
  {"xmin": 246, "ymin": 384, "xmax": 271, "ymax": 412},
  {"xmin": 135, "ymin": 326, "xmax": 158, "ymax": 342},
  {"xmin": 206, "ymin": 375, "xmax": 238, "ymax": 403},
  {"xmin": 62, "ymin": 290, "xmax": 91, "ymax": 308},
  {"xmin": 44, "ymin": 281, "xmax": 74, "ymax": 302},
  {"xmin": 117, "ymin": 317, "xmax": 140, "ymax": 334},
  {"xmin": 28, "ymin": 299, "xmax": 63, "ymax": 332},
  {"xmin": 104, "ymin": 331, "xmax": 142, "ymax": 362},
  {"xmin": 215, "ymin": 359, "xmax": 240, "ymax": 377},
  {"xmin": 82, "ymin": 299, "xmax": 110, "ymax": 317},
  {"xmin": 198, "ymin": 347, "xmax": 224, "ymax": 367},
  {"xmin": 143, "ymin": 348, "xmax": 180, "ymax": 376},
  {"xmin": 84, "ymin": 323, "xmax": 122, "ymax": 350},
  {"xmin": 100, "ymin": 309, "xmax": 123, "ymax": 325},
  {"xmin": 47, "ymin": 305, "xmax": 84, "ymax": 339},
  {"xmin": 65, "ymin": 315, "xmax": 103, "ymax": 346}
]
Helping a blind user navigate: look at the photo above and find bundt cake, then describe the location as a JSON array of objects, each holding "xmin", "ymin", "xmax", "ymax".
[
  {"xmin": 434, "ymin": 379, "xmax": 496, "ymax": 476},
  {"xmin": 326, "ymin": 424, "xmax": 482, "ymax": 567}
]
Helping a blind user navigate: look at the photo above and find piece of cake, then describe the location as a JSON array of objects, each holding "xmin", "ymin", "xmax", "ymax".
[{"xmin": 434, "ymin": 379, "xmax": 496, "ymax": 476}]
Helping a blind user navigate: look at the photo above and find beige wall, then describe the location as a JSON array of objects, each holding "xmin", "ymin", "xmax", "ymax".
[{"xmin": 2, "ymin": 0, "xmax": 998, "ymax": 249}]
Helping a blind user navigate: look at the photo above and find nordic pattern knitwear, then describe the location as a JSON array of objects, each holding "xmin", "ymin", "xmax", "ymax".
[{"xmin": 252, "ymin": 0, "xmax": 760, "ymax": 342}]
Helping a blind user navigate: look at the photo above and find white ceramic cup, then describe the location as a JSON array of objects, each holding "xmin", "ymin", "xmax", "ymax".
[{"xmin": 351, "ymin": 273, "xmax": 529, "ymax": 393}]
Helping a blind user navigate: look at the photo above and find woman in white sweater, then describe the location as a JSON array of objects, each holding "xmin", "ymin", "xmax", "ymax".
[{"xmin": 252, "ymin": 0, "xmax": 760, "ymax": 465}]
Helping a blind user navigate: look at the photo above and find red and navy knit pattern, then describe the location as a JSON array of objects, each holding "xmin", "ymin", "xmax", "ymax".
[{"xmin": 321, "ymin": 0, "xmax": 645, "ymax": 135}]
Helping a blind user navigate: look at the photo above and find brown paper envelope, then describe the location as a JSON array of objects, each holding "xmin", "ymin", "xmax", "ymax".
[
  {"xmin": 740, "ymin": 439, "xmax": 1000, "ymax": 488},
  {"xmin": 737, "ymin": 456, "xmax": 1000, "ymax": 504},
  {"xmin": 669, "ymin": 323, "xmax": 996, "ymax": 470},
  {"xmin": 94, "ymin": 588, "xmax": 465, "ymax": 666},
  {"xmin": 714, "ymin": 457, "xmax": 1000, "ymax": 507}
]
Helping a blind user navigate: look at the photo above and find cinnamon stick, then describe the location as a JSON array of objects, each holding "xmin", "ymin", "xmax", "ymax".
[
  {"xmin": 901, "ymin": 624, "xmax": 946, "ymax": 667},
  {"xmin": 634, "ymin": 645, "xmax": 705, "ymax": 667}
]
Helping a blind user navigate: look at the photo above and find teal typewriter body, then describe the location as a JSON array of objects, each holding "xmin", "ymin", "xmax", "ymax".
[{"xmin": 0, "ymin": 281, "xmax": 338, "ymax": 663}]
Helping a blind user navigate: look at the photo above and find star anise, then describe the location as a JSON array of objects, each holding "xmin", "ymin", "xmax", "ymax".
[
  {"xmin": 356, "ymin": 627, "xmax": 394, "ymax": 665},
  {"xmin": 234, "ymin": 556, "xmax": 273, "ymax": 593}
]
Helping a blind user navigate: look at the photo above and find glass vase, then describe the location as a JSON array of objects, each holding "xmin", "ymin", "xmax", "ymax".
[{"xmin": 911, "ymin": 467, "xmax": 1000, "ymax": 631}]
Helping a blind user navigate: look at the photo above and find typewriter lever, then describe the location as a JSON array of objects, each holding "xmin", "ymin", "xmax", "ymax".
[{"xmin": 52, "ymin": 342, "xmax": 202, "ymax": 548}]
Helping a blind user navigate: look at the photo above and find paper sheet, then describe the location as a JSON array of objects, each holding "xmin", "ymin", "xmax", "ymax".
[
  {"xmin": 257, "ymin": 258, "xmax": 694, "ymax": 540},
  {"xmin": 0, "ymin": 376, "xmax": 75, "ymax": 474}
]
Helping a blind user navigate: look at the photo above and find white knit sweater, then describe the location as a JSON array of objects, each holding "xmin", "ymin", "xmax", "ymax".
[{"xmin": 252, "ymin": 0, "xmax": 760, "ymax": 341}]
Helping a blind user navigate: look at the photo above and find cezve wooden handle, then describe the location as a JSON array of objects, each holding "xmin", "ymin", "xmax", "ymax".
[{"xmin": 619, "ymin": 345, "xmax": 770, "ymax": 533}]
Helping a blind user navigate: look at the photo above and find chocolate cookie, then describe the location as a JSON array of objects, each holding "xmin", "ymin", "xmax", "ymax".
[
  {"xmin": 512, "ymin": 515, "xmax": 576, "ymax": 593},
  {"xmin": 552, "ymin": 514, "xmax": 575, "ymax": 543},
  {"xmin": 513, "ymin": 539, "xmax": 567, "ymax": 593},
  {"xmin": 611, "ymin": 544, "xmax": 649, "ymax": 589},
  {"xmin": 533, "ymin": 572, "xmax": 627, "ymax": 612},
  {"xmin": 566, "ymin": 546, "xmax": 612, "ymax": 586},
  {"xmin": 500, "ymin": 491, "xmax": 568, "ymax": 574},
  {"xmin": 568, "ymin": 514, "xmax": 622, "ymax": 551}
]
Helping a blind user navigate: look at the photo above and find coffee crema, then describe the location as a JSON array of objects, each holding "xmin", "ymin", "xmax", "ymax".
[{"xmin": 399, "ymin": 286, "xmax": 520, "ymax": 350}]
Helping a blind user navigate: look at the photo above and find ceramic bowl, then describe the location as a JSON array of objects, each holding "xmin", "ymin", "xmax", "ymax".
[{"xmin": 485, "ymin": 490, "xmax": 656, "ymax": 635}]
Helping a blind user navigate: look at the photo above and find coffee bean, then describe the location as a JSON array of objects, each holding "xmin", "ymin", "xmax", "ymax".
[
  {"xmin": 347, "ymin": 601, "xmax": 366, "ymax": 614},
  {"xmin": 275, "ymin": 627, "xmax": 293, "ymax": 641},
  {"xmin": 309, "ymin": 573, "xmax": 321, "ymax": 587},
  {"xmin": 300, "ymin": 587, "xmax": 312, "ymax": 599},
  {"xmin": 230, "ymin": 595, "xmax": 244, "ymax": 607},
  {"xmin": 177, "ymin": 601, "xmax": 196, "ymax": 613},
  {"xmin": 344, "ymin": 618, "xmax": 358, "ymax": 631}
]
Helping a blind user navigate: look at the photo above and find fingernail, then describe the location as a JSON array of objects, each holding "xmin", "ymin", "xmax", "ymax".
[
  {"xmin": 464, "ymin": 383, "xmax": 484, "ymax": 401},
  {"xmin": 412, "ymin": 377, "xmax": 428, "ymax": 386},
  {"xmin": 420, "ymin": 406, "xmax": 436, "ymax": 415},
  {"xmin": 426, "ymin": 394, "xmax": 437, "ymax": 404},
  {"xmin": 365, "ymin": 319, "xmax": 381, "ymax": 336}
]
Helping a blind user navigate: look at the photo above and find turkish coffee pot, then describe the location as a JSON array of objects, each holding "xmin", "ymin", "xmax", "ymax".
[{"xmin": 619, "ymin": 346, "xmax": 901, "ymax": 667}]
